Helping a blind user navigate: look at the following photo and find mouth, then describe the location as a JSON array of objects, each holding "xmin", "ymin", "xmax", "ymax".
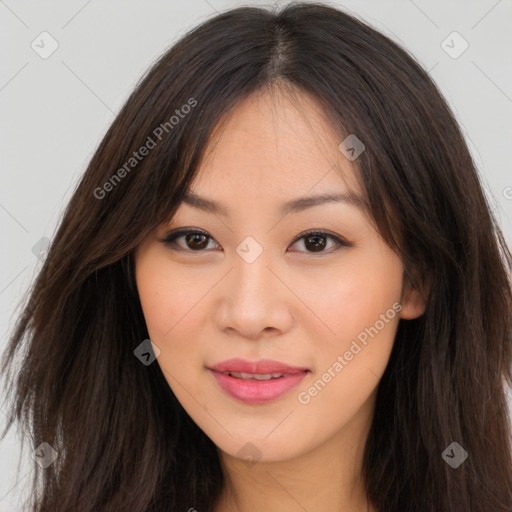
[
  {"xmin": 207, "ymin": 362, "xmax": 310, "ymax": 404},
  {"xmin": 219, "ymin": 371, "xmax": 294, "ymax": 380}
]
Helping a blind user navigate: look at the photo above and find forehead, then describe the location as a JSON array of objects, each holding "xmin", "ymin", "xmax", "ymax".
[{"xmin": 190, "ymin": 88, "xmax": 363, "ymax": 204}]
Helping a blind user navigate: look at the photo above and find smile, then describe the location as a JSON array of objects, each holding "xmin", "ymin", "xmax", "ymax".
[
  {"xmin": 208, "ymin": 369, "xmax": 309, "ymax": 404},
  {"xmin": 223, "ymin": 371, "xmax": 287, "ymax": 380}
]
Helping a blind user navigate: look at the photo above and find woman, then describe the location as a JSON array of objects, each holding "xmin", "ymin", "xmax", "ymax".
[{"xmin": 2, "ymin": 2, "xmax": 511, "ymax": 511}]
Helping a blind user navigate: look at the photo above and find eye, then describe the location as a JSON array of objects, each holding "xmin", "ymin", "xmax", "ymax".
[
  {"xmin": 288, "ymin": 229, "xmax": 352, "ymax": 254},
  {"xmin": 161, "ymin": 229, "xmax": 220, "ymax": 252},
  {"xmin": 160, "ymin": 228, "xmax": 352, "ymax": 254}
]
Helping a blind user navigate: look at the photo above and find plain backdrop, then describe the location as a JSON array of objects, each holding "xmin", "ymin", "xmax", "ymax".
[{"xmin": 1, "ymin": 0, "xmax": 511, "ymax": 509}]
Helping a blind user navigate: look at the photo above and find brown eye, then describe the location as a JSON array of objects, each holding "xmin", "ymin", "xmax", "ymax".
[
  {"xmin": 161, "ymin": 228, "xmax": 351, "ymax": 255},
  {"xmin": 303, "ymin": 234, "xmax": 327, "ymax": 252},
  {"xmin": 184, "ymin": 233, "xmax": 210, "ymax": 250},
  {"xmin": 161, "ymin": 229, "xmax": 218, "ymax": 252},
  {"xmin": 289, "ymin": 230, "xmax": 351, "ymax": 254}
]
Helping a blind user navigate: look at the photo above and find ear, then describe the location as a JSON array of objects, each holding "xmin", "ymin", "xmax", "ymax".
[{"xmin": 400, "ymin": 273, "xmax": 429, "ymax": 320}]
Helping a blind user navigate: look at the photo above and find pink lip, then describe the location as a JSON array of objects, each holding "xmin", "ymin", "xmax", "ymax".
[
  {"xmin": 207, "ymin": 358, "xmax": 310, "ymax": 404},
  {"xmin": 208, "ymin": 358, "xmax": 309, "ymax": 375}
]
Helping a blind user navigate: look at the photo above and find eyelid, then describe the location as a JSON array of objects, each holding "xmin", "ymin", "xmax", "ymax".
[{"xmin": 160, "ymin": 228, "xmax": 353, "ymax": 253}]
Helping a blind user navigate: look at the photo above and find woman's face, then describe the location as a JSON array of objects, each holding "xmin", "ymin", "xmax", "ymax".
[{"xmin": 134, "ymin": 89, "xmax": 425, "ymax": 463}]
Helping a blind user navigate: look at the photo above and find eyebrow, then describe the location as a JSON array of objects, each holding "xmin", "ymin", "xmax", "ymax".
[{"xmin": 181, "ymin": 190, "xmax": 367, "ymax": 218}]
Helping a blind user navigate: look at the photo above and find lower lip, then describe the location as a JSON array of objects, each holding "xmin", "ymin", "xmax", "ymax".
[{"xmin": 208, "ymin": 369, "xmax": 308, "ymax": 404}]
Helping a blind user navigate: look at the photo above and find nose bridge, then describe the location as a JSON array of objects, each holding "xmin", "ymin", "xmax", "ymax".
[
  {"xmin": 214, "ymin": 235, "xmax": 293, "ymax": 338},
  {"xmin": 231, "ymin": 236, "xmax": 274, "ymax": 304}
]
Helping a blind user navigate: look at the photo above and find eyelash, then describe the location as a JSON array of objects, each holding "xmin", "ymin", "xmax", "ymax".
[{"xmin": 160, "ymin": 228, "xmax": 352, "ymax": 255}]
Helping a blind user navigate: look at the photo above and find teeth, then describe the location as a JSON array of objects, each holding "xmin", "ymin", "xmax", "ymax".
[{"xmin": 227, "ymin": 371, "xmax": 285, "ymax": 380}]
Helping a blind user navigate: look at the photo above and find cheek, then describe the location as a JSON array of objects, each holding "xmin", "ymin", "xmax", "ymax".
[
  {"xmin": 306, "ymin": 250, "xmax": 403, "ymax": 404},
  {"xmin": 135, "ymin": 252, "xmax": 207, "ymax": 394},
  {"xmin": 135, "ymin": 263, "xmax": 171, "ymax": 340},
  {"xmin": 290, "ymin": 249, "xmax": 404, "ymax": 352},
  {"xmin": 135, "ymin": 251, "xmax": 205, "ymax": 341}
]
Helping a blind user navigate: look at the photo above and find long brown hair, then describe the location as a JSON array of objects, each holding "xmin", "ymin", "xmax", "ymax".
[{"xmin": 2, "ymin": 3, "xmax": 511, "ymax": 511}]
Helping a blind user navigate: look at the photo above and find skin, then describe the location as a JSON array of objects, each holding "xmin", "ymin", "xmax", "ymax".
[{"xmin": 134, "ymin": 87, "xmax": 426, "ymax": 512}]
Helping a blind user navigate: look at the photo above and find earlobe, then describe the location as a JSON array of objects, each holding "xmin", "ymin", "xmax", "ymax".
[{"xmin": 400, "ymin": 278, "xmax": 429, "ymax": 320}]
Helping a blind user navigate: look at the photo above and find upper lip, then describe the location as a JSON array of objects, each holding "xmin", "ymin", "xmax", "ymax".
[{"xmin": 208, "ymin": 358, "xmax": 309, "ymax": 375}]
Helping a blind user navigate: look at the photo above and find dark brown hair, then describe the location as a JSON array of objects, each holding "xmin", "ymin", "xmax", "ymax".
[{"xmin": 2, "ymin": 2, "xmax": 512, "ymax": 511}]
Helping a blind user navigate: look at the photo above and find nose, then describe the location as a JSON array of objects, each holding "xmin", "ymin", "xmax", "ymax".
[{"xmin": 213, "ymin": 247, "xmax": 295, "ymax": 340}]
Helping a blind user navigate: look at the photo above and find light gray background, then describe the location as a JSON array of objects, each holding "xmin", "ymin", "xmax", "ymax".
[{"xmin": 1, "ymin": 0, "xmax": 511, "ymax": 509}]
